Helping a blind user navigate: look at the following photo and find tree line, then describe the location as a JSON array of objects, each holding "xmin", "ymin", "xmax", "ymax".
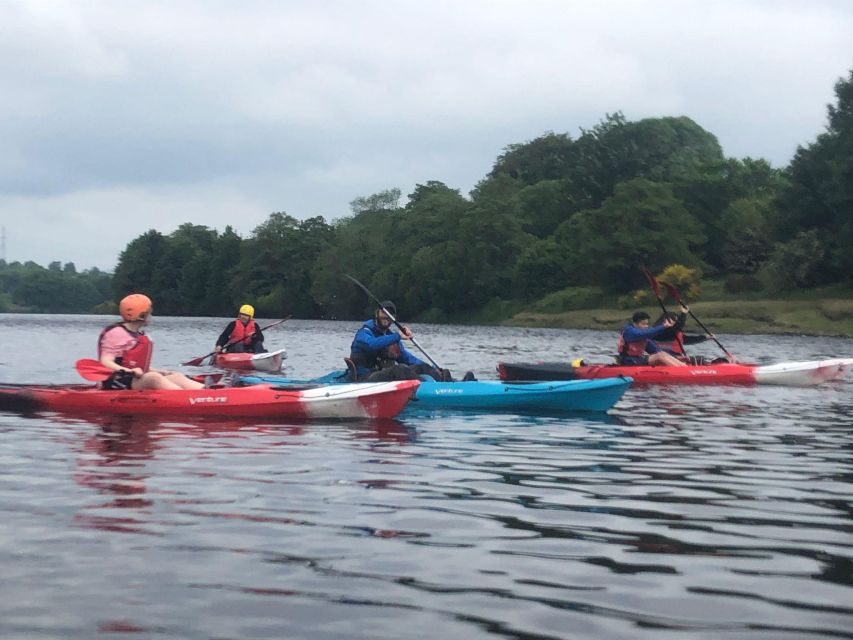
[
  {"xmin": 0, "ymin": 261, "xmax": 112, "ymax": 313},
  {"xmin": 4, "ymin": 69, "xmax": 851, "ymax": 319}
]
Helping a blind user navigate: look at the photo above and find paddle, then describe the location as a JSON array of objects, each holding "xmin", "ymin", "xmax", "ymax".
[
  {"xmin": 75, "ymin": 358, "xmax": 119, "ymax": 381},
  {"xmin": 75, "ymin": 359, "xmax": 226, "ymax": 385},
  {"xmin": 641, "ymin": 266, "xmax": 686, "ymax": 355},
  {"xmin": 182, "ymin": 317, "xmax": 290, "ymax": 366},
  {"xmin": 343, "ymin": 274, "xmax": 443, "ymax": 370},
  {"xmin": 659, "ymin": 281, "xmax": 737, "ymax": 362}
]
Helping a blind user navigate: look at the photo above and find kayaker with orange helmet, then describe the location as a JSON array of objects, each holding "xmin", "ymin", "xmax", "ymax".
[
  {"xmin": 98, "ymin": 293, "xmax": 205, "ymax": 390},
  {"xmin": 617, "ymin": 311, "xmax": 687, "ymax": 367},
  {"xmin": 215, "ymin": 304, "xmax": 267, "ymax": 354}
]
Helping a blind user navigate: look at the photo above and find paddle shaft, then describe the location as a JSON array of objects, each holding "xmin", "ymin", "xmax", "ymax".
[
  {"xmin": 641, "ymin": 267, "xmax": 686, "ymax": 355},
  {"xmin": 221, "ymin": 318, "xmax": 287, "ymax": 354},
  {"xmin": 343, "ymin": 274, "xmax": 442, "ymax": 370},
  {"xmin": 687, "ymin": 309, "xmax": 733, "ymax": 358},
  {"xmin": 184, "ymin": 317, "xmax": 289, "ymax": 366},
  {"xmin": 660, "ymin": 282, "xmax": 735, "ymax": 360},
  {"xmin": 76, "ymin": 358, "xmax": 224, "ymax": 384}
]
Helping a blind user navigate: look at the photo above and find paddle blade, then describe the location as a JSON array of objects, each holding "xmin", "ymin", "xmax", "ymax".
[
  {"xmin": 75, "ymin": 359, "xmax": 114, "ymax": 381},
  {"xmin": 640, "ymin": 267, "xmax": 661, "ymax": 299},
  {"xmin": 182, "ymin": 351, "xmax": 215, "ymax": 367},
  {"xmin": 660, "ymin": 281, "xmax": 682, "ymax": 304},
  {"xmin": 190, "ymin": 372, "xmax": 225, "ymax": 385}
]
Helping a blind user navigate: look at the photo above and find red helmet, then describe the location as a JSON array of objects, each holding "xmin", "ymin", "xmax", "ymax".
[{"xmin": 119, "ymin": 293, "xmax": 152, "ymax": 321}]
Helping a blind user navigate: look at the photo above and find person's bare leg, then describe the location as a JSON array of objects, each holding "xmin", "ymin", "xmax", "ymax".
[
  {"xmin": 132, "ymin": 372, "xmax": 183, "ymax": 390},
  {"xmin": 164, "ymin": 373, "xmax": 204, "ymax": 389},
  {"xmin": 648, "ymin": 352, "xmax": 687, "ymax": 367}
]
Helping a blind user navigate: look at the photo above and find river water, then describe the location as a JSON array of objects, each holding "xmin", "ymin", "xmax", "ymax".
[{"xmin": 1, "ymin": 313, "xmax": 851, "ymax": 639}]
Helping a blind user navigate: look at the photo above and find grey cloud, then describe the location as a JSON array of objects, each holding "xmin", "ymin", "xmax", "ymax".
[{"xmin": 1, "ymin": 0, "xmax": 852, "ymax": 269}]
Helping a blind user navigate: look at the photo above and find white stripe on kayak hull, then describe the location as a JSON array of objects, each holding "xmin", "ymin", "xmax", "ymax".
[
  {"xmin": 295, "ymin": 381, "xmax": 416, "ymax": 419},
  {"xmin": 753, "ymin": 358, "xmax": 853, "ymax": 386}
]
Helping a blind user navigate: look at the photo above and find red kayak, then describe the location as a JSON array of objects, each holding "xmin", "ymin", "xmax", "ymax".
[
  {"xmin": 211, "ymin": 348, "xmax": 287, "ymax": 372},
  {"xmin": 498, "ymin": 358, "xmax": 853, "ymax": 386},
  {"xmin": 0, "ymin": 379, "xmax": 419, "ymax": 420}
]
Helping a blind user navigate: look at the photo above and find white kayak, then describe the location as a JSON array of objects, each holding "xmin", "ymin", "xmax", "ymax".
[{"xmin": 211, "ymin": 348, "xmax": 287, "ymax": 372}]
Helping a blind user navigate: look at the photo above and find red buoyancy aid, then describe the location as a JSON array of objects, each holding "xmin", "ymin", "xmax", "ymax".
[
  {"xmin": 617, "ymin": 328, "xmax": 647, "ymax": 358},
  {"xmin": 656, "ymin": 332, "xmax": 685, "ymax": 355},
  {"xmin": 98, "ymin": 324, "xmax": 153, "ymax": 371},
  {"xmin": 384, "ymin": 342, "xmax": 402, "ymax": 360},
  {"xmin": 228, "ymin": 318, "xmax": 257, "ymax": 347}
]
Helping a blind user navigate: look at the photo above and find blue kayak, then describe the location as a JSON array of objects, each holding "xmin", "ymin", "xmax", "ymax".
[{"xmin": 238, "ymin": 372, "xmax": 632, "ymax": 413}]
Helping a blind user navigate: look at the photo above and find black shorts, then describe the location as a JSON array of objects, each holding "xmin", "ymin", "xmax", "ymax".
[
  {"xmin": 102, "ymin": 370, "xmax": 135, "ymax": 390},
  {"xmin": 618, "ymin": 356, "xmax": 649, "ymax": 366}
]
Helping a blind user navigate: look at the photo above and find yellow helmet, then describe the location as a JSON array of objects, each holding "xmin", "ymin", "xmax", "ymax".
[
  {"xmin": 239, "ymin": 304, "xmax": 255, "ymax": 318},
  {"xmin": 571, "ymin": 358, "xmax": 587, "ymax": 367},
  {"xmin": 119, "ymin": 293, "xmax": 152, "ymax": 321}
]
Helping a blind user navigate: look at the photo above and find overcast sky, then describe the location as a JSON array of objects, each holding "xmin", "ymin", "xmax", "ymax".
[{"xmin": 1, "ymin": 0, "xmax": 852, "ymax": 270}]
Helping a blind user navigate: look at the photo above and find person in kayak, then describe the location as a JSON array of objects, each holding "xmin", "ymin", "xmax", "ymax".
[
  {"xmin": 617, "ymin": 311, "xmax": 688, "ymax": 366},
  {"xmin": 99, "ymin": 293, "xmax": 205, "ymax": 390},
  {"xmin": 215, "ymin": 304, "xmax": 267, "ymax": 354},
  {"xmin": 653, "ymin": 304, "xmax": 715, "ymax": 362},
  {"xmin": 348, "ymin": 300, "xmax": 455, "ymax": 382}
]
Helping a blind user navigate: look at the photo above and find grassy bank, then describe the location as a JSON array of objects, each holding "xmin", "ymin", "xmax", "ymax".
[{"xmin": 506, "ymin": 298, "xmax": 853, "ymax": 337}]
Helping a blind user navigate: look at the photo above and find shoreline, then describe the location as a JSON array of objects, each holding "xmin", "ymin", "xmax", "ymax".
[{"xmin": 503, "ymin": 299, "xmax": 853, "ymax": 338}]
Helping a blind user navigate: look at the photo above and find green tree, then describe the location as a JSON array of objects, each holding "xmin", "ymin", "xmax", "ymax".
[
  {"xmin": 204, "ymin": 226, "xmax": 243, "ymax": 315},
  {"xmin": 237, "ymin": 212, "xmax": 333, "ymax": 318},
  {"xmin": 774, "ymin": 68, "xmax": 853, "ymax": 282},
  {"xmin": 762, "ymin": 230, "xmax": 831, "ymax": 291},
  {"xmin": 155, "ymin": 224, "xmax": 219, "ymax": 315},
  {"xmin": 719, "ymin": 197, "xmax": 773, "ymax": 273},
  {"xmin": 512, "ymin": 238, "xmax": 570, "ymax": 299},
  {"xmin": 349, "ymin": 188, "xmax": 402, "ymax": 214},
  {"xmin": 516, "ymin": 179, "xmax": 578, "ymax": 238},
  {"xmin": 557, "ymin": 179, "xmax": 705, "ymax": 291},
  {"xmin": 488, "ymin": 131, "xmax": 575, "ymax": 185},
  {"xmin": 674, "ymin": 157, "xmax": 786, "ymax": 269},
  {"xmin": 112, "ymin": 230, "xmax": 168, "ymax": 301},
  {"xmin": 569, "ymin": 113, "xmax": 724, "ymax": 210}
]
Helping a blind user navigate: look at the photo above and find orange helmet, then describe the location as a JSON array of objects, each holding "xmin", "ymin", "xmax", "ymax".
[{"xmin": 119, "ymin": 293, "xmax": 152, "ymax": 321}]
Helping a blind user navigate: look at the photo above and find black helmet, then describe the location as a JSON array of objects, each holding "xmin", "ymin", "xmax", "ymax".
[{"xmin": 378, "ymin": 300, "xmax": 397, "ymax": 317}]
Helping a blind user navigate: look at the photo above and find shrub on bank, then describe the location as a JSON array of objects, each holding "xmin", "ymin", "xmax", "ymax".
[{"xmin": 527, "ymin": 287, "xmax": 608, "ymax": 313}]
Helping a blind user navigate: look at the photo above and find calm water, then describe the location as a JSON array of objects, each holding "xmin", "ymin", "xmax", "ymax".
[{"xmin": 1, "ymin": 314, "xmax": 852, "ymax": 640}]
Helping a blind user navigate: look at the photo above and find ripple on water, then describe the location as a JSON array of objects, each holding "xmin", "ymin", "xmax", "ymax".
[{"xmin": 0, "ymin": 315, "xmax": 851, "ymax": 638}]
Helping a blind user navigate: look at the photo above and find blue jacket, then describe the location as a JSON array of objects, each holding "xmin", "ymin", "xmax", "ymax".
[
  {"xmin": 620, "ymin": 322, "xmax": 671, "ymax": 355},
  {"xmin": 349, "ymin": 319, "xmax": 424, "ymax": 377}
]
